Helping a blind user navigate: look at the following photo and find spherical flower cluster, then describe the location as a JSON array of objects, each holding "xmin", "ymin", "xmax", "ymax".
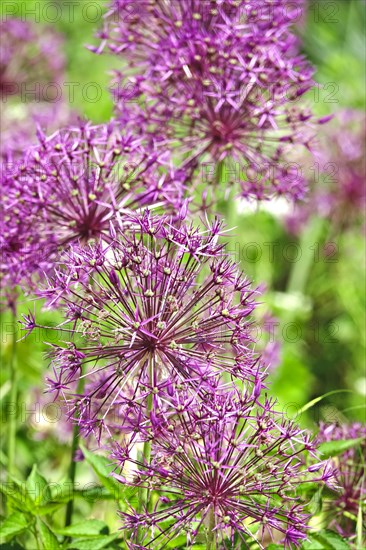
[
  {"xmin": 2, "ymin": 121, "xmax": 185, "ymax": 291},
  {"xmin": 1, "ymin": 103, "xmax": 74, "ymax": 163},
  {"xmin": 94, "ymin": 0, "xmax": 321, "ymax": 201},
  {"xmin": 3, "ymin": 5, "xmax": 348, "ymax": 547},
  {"xmin": 317, "ymin": 422, "xmax": 366, "ymax": 542},
  {"xmin": 113, "ymin": 385, "xmax": 331, "ymax": 549},
  {"xmin": 26, "ymin": 214, "xmax": 260, "ymax": 437}
]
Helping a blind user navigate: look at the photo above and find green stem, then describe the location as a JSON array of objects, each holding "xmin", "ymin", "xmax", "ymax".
[
  {"xmin": 287, "ymin": 216, "xmax": 324, "ymax": 295},
  {"xmin": 64, "ymin": 376, "xmax": 84, "ymax": 533},
  {"xmin": 33, "ymin": 524, "xmax": 41, "ymax": 550},
  {"xmin": 64, "ymin": 420, "xmax": 80, "ymax": 530},
  {"xmin": 137, "ymin": 356, "xmax": 154, "ymax": 540},
  {"xmin": 206, "ymin": 507, "xmax": 216, "ymax": 550},
  {"xmin": 216, "ymin": 159, "xmax": 225, "ymax": 187},
  {"xmin": 142, "ymin": 394, "xmax": 153, "ymax": 468},
  {"xmin": 8, "ymin": 309, "xmax": 17, "ymax": 480}
]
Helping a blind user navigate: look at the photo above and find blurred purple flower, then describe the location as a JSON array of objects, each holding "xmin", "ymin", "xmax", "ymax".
[
  {"xmin": 286, "ymin": 110, "xmax": 366, "ymax": 234},
  {"xmin": 0, "ymin": 18, "xmax": 64, "ymax": 101},
  {"xmin": 317, "ymin": 422, "xmax": 366, "ymax": 543},
  {"xmin": 0, "ymin": 18, "xmax": 69, "ymax": 161}
]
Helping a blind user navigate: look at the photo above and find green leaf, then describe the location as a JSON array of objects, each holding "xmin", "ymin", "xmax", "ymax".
[
  {"xmin": 0, "ymin": 543, "xmax": 26, "ymax": 550},
  {"xmin": 165, "ymin": 535, "xmax": 188, "ymax": 548},
  {"xmin": 73, "ymin": 486, "xmax": 114, "ymax": 503},
  {"xmin": 119, "ymin": 486, "xmax": 139, "ymax": 509},
  {"xmin": 0, "ymin": 512, "xmax": 29, "ymax": 541},
  {"xmin": 47, "ymin": 484, "xmax": 111, "ymax": 505},
  {"xmin": 26, "ymin": 465, "xmax": 51, "ymax": 506},
  {"xmin": 303, "ymin": 530, "xmax": 352, "ymax": 549},
  {"xmin": 356, "ymin": 500, "xmax": 364, "ymax": 550},
  {"xmin": 36, "ymin": 518, "xmax": 60, "ymax": 550},
  {"xmin": 35, "ymin": 502, "xmax": 67, "ymax": 515},
  {"xmin": 79, "ymin": 445, "xmax": 121, "ymax": 499},
  {"xmin": 308, "ymin": 486, "xmax": 323, "ymax": 515},
  {"xmin": 318, "ymin": 438, "xmax": 364, "ymax": 459},
  {"xmin": 0, "ymin": 480, "xmax": 33, "ymax": 511},
  {"xmin": 66, "ymin": 534, "xmax": 119, "ymax": 550},
  {"xmin": 297, "ymin": 390, "xmax": 353, "ymax": 416},
  {"xmin": 55, "ymin": 519, "xmax": 108, "ymax": 537},
  {"xmin": 302, "ymin": 538, "xmax": 325, "ymax": 550}
]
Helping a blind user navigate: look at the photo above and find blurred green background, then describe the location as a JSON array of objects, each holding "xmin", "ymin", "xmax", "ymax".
[{"xmin": 1, "ymin": 0, "xmax": 365, "ymax": 544}]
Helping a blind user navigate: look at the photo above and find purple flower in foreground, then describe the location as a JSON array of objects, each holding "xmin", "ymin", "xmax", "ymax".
[
  {"xmin": 28, "ymin": 214, "xmax": 260, "ymax": 437},
  {"xmin": 113, "ymin": 385, "xmax": 330, "ymax": 549},
  {"xmin": 317, "ymin": 422, "xmax": 366, "ymax": 543},
  {"xmin": 94, "ymin": 0, "xmax": 321, "ymax": 201}
]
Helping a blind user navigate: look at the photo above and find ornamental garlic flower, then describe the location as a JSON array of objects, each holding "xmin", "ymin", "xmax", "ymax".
[
  {"xmin": 113, "ymin": 385, "xmax": 331, "ymax": 549},
  {"xmin": 94, "ymin": 0, "xmax": 320, "ymax": 201},
  {"xmin": 27, "ymin": 214, "xmax": 260, "ymax": 437},
  {"xmin": 317, "ymin": 422, "xmax": 366, "ymax": 543},
  {"xmin": 3, "ymin": 121, "xmax": 185, "ymax": 282}
]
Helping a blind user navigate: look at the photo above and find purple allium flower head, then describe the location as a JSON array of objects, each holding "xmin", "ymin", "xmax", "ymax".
[
  {"xmin": 113, "ymin": 385, "xmax": 330, "ymax": 549},
  {"xmin": 2, "ymin": 121, "xmax": 185, "ymax": 289},
  {"xmin": 30, "ymin": 213, "xmax": 261, "ymax": 437},
  {"xmin": 317, "ymin": 422, "xmax": 366, "ymax": 542},
  {"xmin": 94, "ymin": 0, "xmax": 320, "ymax": 202},
  {"xmin": 0, "ymin": 23, "xmax": 93, "ymax": 305}
]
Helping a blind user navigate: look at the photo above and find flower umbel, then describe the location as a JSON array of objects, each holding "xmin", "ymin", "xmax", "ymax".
[
  {"xmin": 114, "ymin": 385, "xmax": 329, "ymax": 549},
  {"xmin": 286, "ymin": 110, "xmax": 366, "ymax": 234},
  {"xmin": 0, "ymin": 18, "xmax": 69, "ymax": 162},
  {"xmin": 3, "ymin": 121, "xmax": 185, "ymax": 284},
  {"xmin": 36, "ymin": 214, "xmax": 259, "ymax": 436},
  {"xmin": 95, "ymin": 0, "xmax": 319, "ymax": 201}
]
